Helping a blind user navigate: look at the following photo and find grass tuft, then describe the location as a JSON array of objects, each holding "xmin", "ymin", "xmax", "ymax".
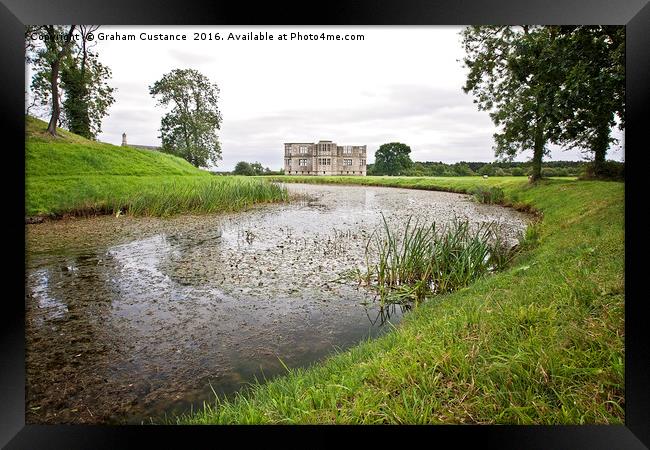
[
  {"xmin": 361, "ymin": 214, "xmax": 517, "ymax": 305},
  {"xmin": 469, "ymin": 185, "xmax": 506, "ymax": 204}
]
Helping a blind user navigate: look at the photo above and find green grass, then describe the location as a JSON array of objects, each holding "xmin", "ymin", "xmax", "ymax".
[
  {"xmin": 25, "ymin": 116, "xmax": 287, "ymax": 217},
  {"xmin": 177, "ymin": 175, "xmax": 624, "ymax": 424}
]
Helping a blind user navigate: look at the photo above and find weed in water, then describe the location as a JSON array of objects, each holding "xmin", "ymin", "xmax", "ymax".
[
  {"xmin": 470, "ymin": 186, "xmax": 505, "ymax": 204},
  {"xmin": 361, "ymin": 214, "xmax": 518, "ymax": 305}
]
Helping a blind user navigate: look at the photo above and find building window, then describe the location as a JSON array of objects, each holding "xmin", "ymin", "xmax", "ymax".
[
  {"xmin": 300, "ymin": 145, "xmax": 308, "ymax": 154},
  {"xmin": 343, "ymin": 158, "xmax": 353, "ymax": 166},
  {"xmin": 360, "ymin": 158, "xmax": 366, "ymax": 166},
  {"xmin": 343, "ymin": 146, "xmax": 352, "ymax": 155},
  {"xmin": 299, "ymin": 159, "xmax": 307, "ymax": 166}
]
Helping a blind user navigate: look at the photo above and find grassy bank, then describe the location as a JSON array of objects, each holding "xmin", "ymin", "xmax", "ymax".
[
  {"xmin": 179, "ymin": 175, "xmax": 624, "ymax": 424},
  {"xmin": 25, "ymin": 116, "xmax": 287, "ymax": 218}
]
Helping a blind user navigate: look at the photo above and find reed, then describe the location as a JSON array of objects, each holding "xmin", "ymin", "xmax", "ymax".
[
  {"xmin": 362, "ymin": 214, "xmax": 517, "ymax": 305},
  {"xmin": 469, "ymin": 185, "xmax": 506, "ymax": 204}
]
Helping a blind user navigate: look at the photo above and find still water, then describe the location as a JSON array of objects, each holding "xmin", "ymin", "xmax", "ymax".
[{"xmin": 25, "ymin": 183, "xmax": 529, "ymax": 423}]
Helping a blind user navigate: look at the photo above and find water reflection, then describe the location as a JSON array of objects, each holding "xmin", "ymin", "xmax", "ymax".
[{"xmin": 366, "ymin": 303, "xmax": 412, "ymax": 327}]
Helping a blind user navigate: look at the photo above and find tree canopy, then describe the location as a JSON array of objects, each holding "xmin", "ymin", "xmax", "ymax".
[
  {"xmin": 26, "ymin": 25, "xmax": 115, "ymax": 139},
  {"xmin": 233, "ymin": 161, "xmax": 269, "ymax": 175},
  {"xmin": 462, "ymin": 26, "xmax": 567, "ymax": 181},
  {"xmin": 149, "ymin": 69, "xmax": 223, "ymax": 168},
  {"xmin": 60, "ymin": 26, "xmax": 115, "ymax": 139},
  {"xmin": 461, "ymin": 25, "xmax": 625, "ymax": 181},
  {"xmin": 553, "ymin": 26, "xmax": 625, "ymax": 177},
  {"xmin": 373, "ymin": 142, "xmax": 413, "ymax": 176},
  {"xmin": 26, "ymin": 26, "xmax": 77, "ymax": 136}
]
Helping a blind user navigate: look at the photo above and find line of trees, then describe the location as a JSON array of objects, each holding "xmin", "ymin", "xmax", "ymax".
[
  {"xmin": 368, "ymin": 160, "xmax": 623, "ymax": 179},
  {"xmin": 461, "ymin": 26, "xmax": 624, "ymax": 181}
]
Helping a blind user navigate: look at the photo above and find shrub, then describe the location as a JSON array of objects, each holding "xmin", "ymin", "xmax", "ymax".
[
  {"xmin": 579, "ymin": 161, "xmax": 624, "ymax": 181},
  {"xmin": 541, "ymin": 167, "xmax": 557, "ymax": 177},
  {"xmin": 233, "ymin": 161, "xmax": 256, "ymax": 176}
]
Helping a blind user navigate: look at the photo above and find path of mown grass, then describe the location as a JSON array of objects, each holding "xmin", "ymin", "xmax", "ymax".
[
  {"xmin": 179, "ymin": 175, "xmax": 624, "ymax": 424},
  {"xmin": 25, "ymin": 116, "xmax": 286, "ymax": 218}
]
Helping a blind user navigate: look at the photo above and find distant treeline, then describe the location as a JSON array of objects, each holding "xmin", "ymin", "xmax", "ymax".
[
  {"xmin": 220, "ymin": 159, "xmax": 623, "ymax": 179},
  {"xmin": 368, "ymin": 160, "xmax": 623, "ymax": 178}
]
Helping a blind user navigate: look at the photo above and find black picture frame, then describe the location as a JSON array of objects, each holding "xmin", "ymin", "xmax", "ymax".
[{"xmin": 2, "ymin": 0, "xmax": 648, "ymax": 448}]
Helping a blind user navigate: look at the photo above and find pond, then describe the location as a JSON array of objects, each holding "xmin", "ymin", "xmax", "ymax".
[{"xmin": 25, "ymin": 183, "xmax": 529, "ymax": 423}]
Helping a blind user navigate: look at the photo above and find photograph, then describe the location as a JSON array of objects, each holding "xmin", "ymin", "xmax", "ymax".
[
  {"xmin": 0, "ymin": 0, "xmax": 643, "ymax": 443},
  {"xmin": 21, "ymin": 23, "xmax": 629, "ymax": 427}
]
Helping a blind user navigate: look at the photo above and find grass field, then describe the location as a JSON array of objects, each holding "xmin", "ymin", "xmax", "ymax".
[
  {"xmin": 25, "ymin": 116, "xmax": 287, "ymax": 218},
  {"xmin": 178, "ymin": 175, "xmax": 624, "ymax": 424}
]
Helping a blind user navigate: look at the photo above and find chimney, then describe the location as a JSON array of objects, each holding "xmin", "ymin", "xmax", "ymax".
[{"xmin": 122, "ymin": 133, "xmax": 127, "ymax": 146}]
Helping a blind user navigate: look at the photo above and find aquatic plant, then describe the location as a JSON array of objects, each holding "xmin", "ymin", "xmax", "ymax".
[
  {"xmin": 469, "ymin": 185, "xmax": 506, "ymax": 204},
  {"xmin": 361, "ymin": 214, "xmax": 518, "ymax": 305}
]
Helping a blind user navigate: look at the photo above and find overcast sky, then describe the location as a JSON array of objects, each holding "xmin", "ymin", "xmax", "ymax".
[{"xmin": 31, "ymin": 26, "xmax": 624, "ymax": 171}]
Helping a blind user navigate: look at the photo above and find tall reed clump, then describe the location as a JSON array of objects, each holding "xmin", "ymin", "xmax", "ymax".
[
  {"xmin": 361, "ymin": 214, "xmax": 518, "ymax": 305},
  {"xmin": 115, "ymin": 177, "xmax": 288, "ymax": 217},
  {"xmin": 470, "ymin": 186, "xmax": 505, "ymax": 204}
]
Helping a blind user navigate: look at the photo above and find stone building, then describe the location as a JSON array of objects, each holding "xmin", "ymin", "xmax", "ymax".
[
  {"xmin": 121, "ymin": 132, "xmax": 161, "ymax": 151},
  {"xmin": 284, "ymin": 140, "xmax": 367, "ymax": 176}
]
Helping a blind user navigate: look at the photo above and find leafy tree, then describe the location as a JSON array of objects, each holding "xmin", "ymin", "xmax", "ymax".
[
  {"xmin": 233, "ymin": 161, "xmax": 255, "ymax": 176},
  {"xmin": 462, "ymin": 26, "xmax": 566, "ymax": 181},
  {"xmin": 26, "ymin": 25, "xmax": 115, "ymax": 139},
  {"xmin": 250, "ymin": 162, "xmax": 265, "ymax": 175},
  {"xmin": 149, "ymin": 69, "xmax": 222, "ymax": 168},
  {"xmin": 60, "ymin": 26, "xmax": 115, "ymax": 139},
  {"xmin": 234, "ymin": 161, "xmax": 268, "ymax": 175},
  {"xmin": 554, "ymin": 26, "xmax": 625, "ymax": 178},
  {"xmin": 373, "ymin": 142, "xmax": 413, "ymax": 176},
  {"xmin": 26, "ymin": 25, "xmax": 77, "ymax": 136}
]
